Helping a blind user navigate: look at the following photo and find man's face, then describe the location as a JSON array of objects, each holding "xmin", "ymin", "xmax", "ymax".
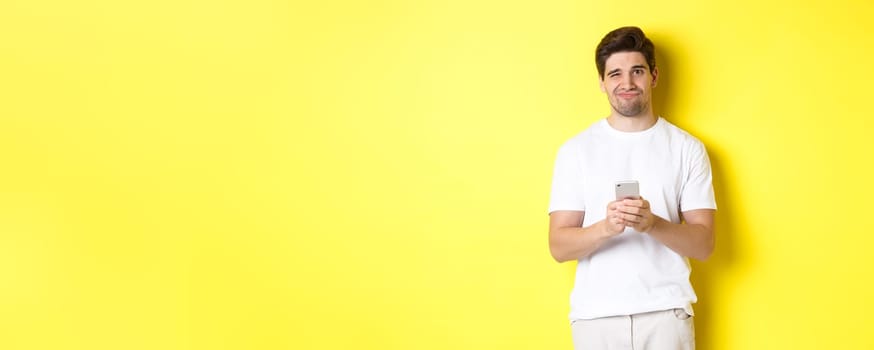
[{"xmin": 599, "ymin": 51, "xmax": 658, "ymax": 118}]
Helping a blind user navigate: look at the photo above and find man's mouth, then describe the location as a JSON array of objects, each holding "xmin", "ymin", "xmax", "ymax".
[{"xmin": 616, "ymin": 91, "xmax": 639, "ymax": 99}]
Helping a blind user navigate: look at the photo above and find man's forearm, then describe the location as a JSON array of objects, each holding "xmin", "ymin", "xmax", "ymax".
[
  {"xmin": 646, "ymin": 217, "xmax": 714, "ymax": 261},
  {"xmin": 549, "ymin": 221, "xmax": 614, "ymax": 263}
]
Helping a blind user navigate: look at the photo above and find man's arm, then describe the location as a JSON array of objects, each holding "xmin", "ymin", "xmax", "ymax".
[
  {"xmin": 548, "ymin": 209, "xmax": 625, "ymax": 263},
  {"xmin": 616, "ymin": 199, "xmax": 715, "ymax": 261},
  {"xmin": 646, "ymin": 209, "xmax": 715, "ymax": 261}
]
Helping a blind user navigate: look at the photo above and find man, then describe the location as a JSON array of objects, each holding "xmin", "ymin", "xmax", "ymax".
[{"xmin": 548, "ymin": 26, "xmax": 716, "ymax": 350}]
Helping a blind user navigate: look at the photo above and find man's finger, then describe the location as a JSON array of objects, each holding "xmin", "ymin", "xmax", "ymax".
[
  {"xmin": 622, "ymin": 213, "xmax": 641, "ymax": 223},
  {"xmin": 620, "ymin": 206, "xmax": 640, "ymax": 214}
]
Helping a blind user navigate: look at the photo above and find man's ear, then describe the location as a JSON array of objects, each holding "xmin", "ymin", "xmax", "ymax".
[
  {"xmin": 599, "ymin": 77, "xmax": 606, "ymax": 93},
  {"xmin": 651, "ymin": 67, "xmax": 659, "ymax": 88}
]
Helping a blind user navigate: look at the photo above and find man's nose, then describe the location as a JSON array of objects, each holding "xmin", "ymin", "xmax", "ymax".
[{"xmin": 621, "ymin": 74, "xmax": 635, "ymax": 89}]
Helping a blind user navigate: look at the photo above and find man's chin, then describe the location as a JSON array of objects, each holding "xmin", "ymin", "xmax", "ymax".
[
  {"xmin": 616, "ymin": 107, "xmax": 644, "ymax": 117},
  {"xmin": 612, "ymin": 102, "xmax": 647, "ymax": 117}
]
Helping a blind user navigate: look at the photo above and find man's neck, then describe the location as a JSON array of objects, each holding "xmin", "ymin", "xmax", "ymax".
[{"xmin": 606, "ymin": 113, "xmax": 658, "ymax": 132}]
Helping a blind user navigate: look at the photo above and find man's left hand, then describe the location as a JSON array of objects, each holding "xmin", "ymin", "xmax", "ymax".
[{"xmin": 617, "ymin": 197, "xmax": 659, "ymax": 233}]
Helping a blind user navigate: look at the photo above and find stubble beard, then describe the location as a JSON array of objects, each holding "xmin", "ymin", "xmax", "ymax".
[{"xmin": 611, "ymin": 96, "xmax": 648, "ymax": 117}]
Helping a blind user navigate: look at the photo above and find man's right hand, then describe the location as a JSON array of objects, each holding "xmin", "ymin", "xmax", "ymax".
[{"xmin": 604, "ymin": 200, "xmax": 628, "ymax": 235}]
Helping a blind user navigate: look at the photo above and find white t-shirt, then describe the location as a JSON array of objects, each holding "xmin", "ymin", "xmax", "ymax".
[{"xmin": 548, "ymin": 117, "xmax": 716, "ymax": 320}]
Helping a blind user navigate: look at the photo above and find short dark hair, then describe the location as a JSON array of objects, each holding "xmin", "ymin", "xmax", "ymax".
[{"xmin": 595, "ymin": 26, "xmax": 656, "ymax": 79}]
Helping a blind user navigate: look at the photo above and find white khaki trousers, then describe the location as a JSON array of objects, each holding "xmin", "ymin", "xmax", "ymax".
[{"xmin": 570, "ymin": 309, "xmax": 695, "ymax": 350}]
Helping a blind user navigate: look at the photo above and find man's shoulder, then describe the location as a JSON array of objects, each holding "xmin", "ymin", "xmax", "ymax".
[
  {"xmin": 558, "ymin": 119, "xmax": 606, "ymax": 149},
  {"xmin": 659, "ymin": 118, "xmax": 706, "ymax": 147}
]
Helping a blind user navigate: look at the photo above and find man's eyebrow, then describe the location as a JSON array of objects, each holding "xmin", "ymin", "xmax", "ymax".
[
  {"xmin": 606, "ymin": 68, "xmax": 621, "ymax": 75},
  {"xmin": 631, "ymin": 65, "xmax": 647, "ymax": 70}
]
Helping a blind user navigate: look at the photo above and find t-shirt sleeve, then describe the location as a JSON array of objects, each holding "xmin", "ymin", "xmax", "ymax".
[
  {"xmin": 680, "ymin": 140, "xmax": 717, "ymax": 212},
  {"xmin": 548, "ymin": 143, "xmax": 586, "ymax": 214}
]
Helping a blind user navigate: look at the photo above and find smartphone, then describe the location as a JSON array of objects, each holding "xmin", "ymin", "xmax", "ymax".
[{"xmin": 615, "ymin": 180, "xmax": 640, "ymax": 200}]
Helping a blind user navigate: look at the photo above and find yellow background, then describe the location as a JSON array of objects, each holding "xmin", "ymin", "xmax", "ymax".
[{"xmin": 1, "ymin": 0, "xmax": 872, "ymax": 349}]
